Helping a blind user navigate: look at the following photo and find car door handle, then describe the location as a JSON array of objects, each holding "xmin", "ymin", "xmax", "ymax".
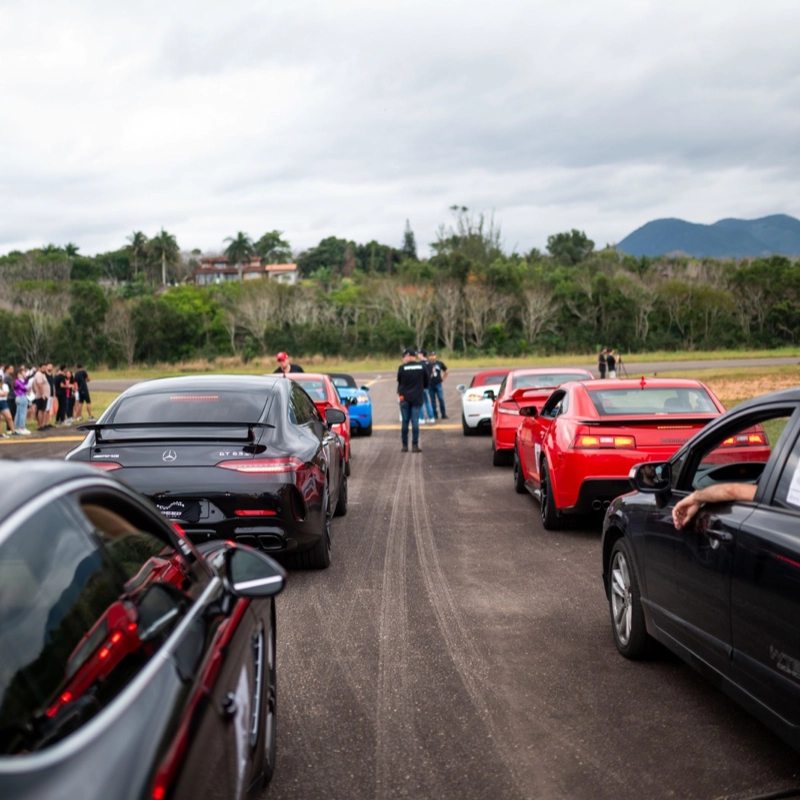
[{"xmin": 706, "ymin": 527, "xmax": 733, "ymax": 543}]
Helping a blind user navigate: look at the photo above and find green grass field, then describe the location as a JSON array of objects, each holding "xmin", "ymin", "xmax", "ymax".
[{"xmin": 93, "ymin": 347, "xmax": 800, "ymax": 381}]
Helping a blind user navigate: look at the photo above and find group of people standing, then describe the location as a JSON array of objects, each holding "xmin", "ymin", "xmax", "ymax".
[
  {"xmin": 0, "ymin": 363, "xmax": 93, "ymax": 437},
  {"xmin": 597, "ymin": 348, "xmax": 620, "ymax": 379},
  {"xmin": 396, "ymin": 348, "xmax": 448, "ymax": 452}
]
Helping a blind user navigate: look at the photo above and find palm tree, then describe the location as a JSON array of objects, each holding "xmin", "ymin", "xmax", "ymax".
[
  {"xmin": 149, "ymin": 228, "xmax": 179, "ymax": 286},
  {"xmin": 127, "ymin": 231, "xmax": 149, "ymax": 278},
  {"xmin": 224, "ymin": 232, "xmax": 255, "ymax": 281}
]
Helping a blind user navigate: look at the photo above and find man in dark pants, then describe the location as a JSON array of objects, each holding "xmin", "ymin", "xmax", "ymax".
[
  {"xmin": 397, "ymin": 347, "xmax": 429, "ymax": 453},
  {"xmin": 598, "ymin": 348, "xmax": 607, "ymax": 379},
  {"xmin": 428, "ymin": 350, "xmax": 448, "ymax": 419}
]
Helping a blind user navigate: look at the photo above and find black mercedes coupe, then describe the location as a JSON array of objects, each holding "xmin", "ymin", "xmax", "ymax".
[
  {"xmin": 0, "ymin": 460, "xmax": 286, "ymax": 800},
  {"xmin": 66, "ymin": 375, "xmax": 348, "ymax": 569},
  {"xmin": 602, "ymin": 387, "xmax": 800, "ymax": 752}
]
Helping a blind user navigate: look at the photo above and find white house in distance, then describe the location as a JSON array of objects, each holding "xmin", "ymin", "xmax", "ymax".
[{"xmin": 194, "ymin": 256, "xmax": 298, "ymax": 286}]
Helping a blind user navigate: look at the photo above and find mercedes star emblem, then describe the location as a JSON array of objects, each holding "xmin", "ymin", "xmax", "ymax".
[{"xmin": 162, "ymin": 450, "xmax": 178, "ymax": 463}]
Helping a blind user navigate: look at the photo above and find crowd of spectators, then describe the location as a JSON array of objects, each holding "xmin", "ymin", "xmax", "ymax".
[{"xmin": 0, "ymin": 363, "xmax": 93, "ymax": 438}]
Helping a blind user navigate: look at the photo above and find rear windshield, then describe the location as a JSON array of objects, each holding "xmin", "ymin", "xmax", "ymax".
[
  {"xmin": 110, "ymin": 391, "xmax": 269, "ymax": 424},
  {"xmin": 329, "ymin": 375, "xmax": 356, "ymax": 389},
  {"xmin": 588, "ymin": 387, "xmax": 718, "ymax": 417},
  {"xmin": 293, "ymin": 380, "xmax": 327, "ymax": 400},
  {"xmin": 473, "ymin": 374, "xmax": 507, "ymax": 387},
  {"xmin": 512, "ymin": 373, "xmax": 589, "ymax": 390}
]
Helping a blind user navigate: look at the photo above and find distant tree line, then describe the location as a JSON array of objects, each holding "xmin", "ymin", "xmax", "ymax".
[{"xmin": 1, "ymin": 208, "xmax": 799, "ymax": 367}]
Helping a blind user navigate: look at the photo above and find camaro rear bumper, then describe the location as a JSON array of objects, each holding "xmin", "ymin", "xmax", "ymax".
[{"xmin": 563, "ymin": 478, "xmax": 633, "ymax": 514}]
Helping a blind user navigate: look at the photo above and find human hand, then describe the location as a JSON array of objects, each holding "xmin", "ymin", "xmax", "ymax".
[{"xmin": 672, "ymin": 493, "xmax": 701, "ymax": 530}]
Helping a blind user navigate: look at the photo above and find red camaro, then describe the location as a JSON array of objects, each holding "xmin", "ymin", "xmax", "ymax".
[
  {"xmin": 490, "ymin": 367, "xmax": 594, "ymax": 465},
  {"xmin": 513, "ymin": 377, "xmax": 770, "ymax": 529},
  {"xmin": 290, "ymin": 373, "xmax": 352, "ymax": 475}
]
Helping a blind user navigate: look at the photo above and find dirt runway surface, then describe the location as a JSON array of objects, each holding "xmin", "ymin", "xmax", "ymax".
[{"xmin": 4, "ymin": 371, "xmax": 800, "ymax": 800}]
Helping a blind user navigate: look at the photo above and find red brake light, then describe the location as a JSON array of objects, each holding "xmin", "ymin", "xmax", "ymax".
[
  {"xmin": 498, "ymin": 401, "xmax": 520, "ymax": 416},
  {"xmin": 234, "ymin": 509, "xmax": 277, "ymax": 517},
  {"xmin": 721, "ymin": 433, "xmax": 767, "ymax": 447},
  {"xmin": 573, "ymin": 435, "xmax": 636, "ymax": 449},
  {"xmin": 110, "ymin": 632, "xmax": 123, "ymax": 645},
  {"xmin": 217, "ymin": 457, "xmax": 304, "ymax": 473},
  {"xmin": 98, "ymin": 647, "xmax": 110, "ymax": 660},
  {"xmin": 91, "ymin": 462, "xmax": 122, "ymax": 471}
]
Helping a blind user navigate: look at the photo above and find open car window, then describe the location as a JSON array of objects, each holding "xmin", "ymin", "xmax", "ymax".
[{"xmin": 682, "ymin": 410, "xmax": 794, "ymax": 493}]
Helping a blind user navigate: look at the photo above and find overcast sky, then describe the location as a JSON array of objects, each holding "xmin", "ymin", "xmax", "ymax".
[{"xmin": 1, "ymin": 0, "xmax": 798, "ymax": 258}]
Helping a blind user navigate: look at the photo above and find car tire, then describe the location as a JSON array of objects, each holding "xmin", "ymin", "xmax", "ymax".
[
  {"xmin": 462, "ymin": 413, "xmax": 477, "ymax": 436},
  {"xmin": 540, "ymin": 462, "xmax": 563, "ymax": 530},
  {"xmin": 513, "ymin": 445, "xmax": 526, "ymax": 494},
  {"xmin": 492, "ymin": 441, "xmax": 512, "ymax": 466},
  {"xmin": 259, "ymin": 608, "xmax": 278, "ymax": 787},
  {"xmin": 334, "ymin": 471, "xmax": 348, "ymax": 517},
  {"xmin": 362, "ymin": 422, "xmax": 372, "ymax": 437},
  {"xmin": 287, "ymin": 488, "xmax": 332, "ymax": 569},
  {"xmin": 608, "ymin": 538, "xmax": 650, "ymax": 659}
]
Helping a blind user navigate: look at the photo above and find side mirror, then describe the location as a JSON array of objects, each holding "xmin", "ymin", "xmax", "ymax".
[
  {"xmin": 483, "ymin": 389, "xmax": 496, "ymax": 400},
  {"xmin": 519, "ymin": 405, "xmax": 538, "ymax": 417},
  {"xmin": 359, "ymin": 385, "xmax": 370, "ymax": 392},
  {"xmin": 226, "ymin": 547, "xmax": 287, "ymax": 598},
  {"xmin": 457, "ymin": 384, "xmax": 466, "ymax": 393},
  {"xmin": 630, "ymin": 462, "xmax": 672, "ymax": 493},
  {"xmin": 325, "ymin": 407, "xmax": 347, "ymax": 426}
]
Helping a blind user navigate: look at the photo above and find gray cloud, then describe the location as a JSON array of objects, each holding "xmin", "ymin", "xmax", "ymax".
[{"xmin": 1, "ymin": 0, "xmax": 799, "ymax": 257}]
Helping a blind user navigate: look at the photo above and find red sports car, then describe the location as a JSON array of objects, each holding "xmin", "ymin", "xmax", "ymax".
[
  {"xmin": 490, "ymin": 367, "xmax": 594, "ymax": 465},
  {"xmin": 290, "ymin": 373, "xmax": 352, "ymax": 475},
  {"xmin": 513, "ymin": 377, "xmax": 770, "ymax": 529}
]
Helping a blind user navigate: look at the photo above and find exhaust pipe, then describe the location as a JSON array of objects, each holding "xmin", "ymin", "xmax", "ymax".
[
  {"xmin": 603, "ymin": 500, "xmax": 611, "ymax": 509},
  {"xmin": 592, "ymin": 499, "xmax": 602, "ymax": 511}
]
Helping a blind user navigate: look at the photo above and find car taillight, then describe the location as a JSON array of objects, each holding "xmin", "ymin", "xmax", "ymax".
[
  {"xmin": 217, "ymin": 457, "xmax": 304, "ymax": 473},
  {"xmin": 234, "ymin": 509, "xmax": 277, "ymax": 516},
  {"xmin": 91, "ymin": 462, "xmax": 122, "ymax": 471},
  {"xmin": 573, "ymin": 435, "xmax": 636, "ymax": 449},
  {"xmin": 720, "ymin": 433, "xmax": 767, "ymax": 447},
  {"xmin": 466, "ymin": 393, "xmax": 485, "ymax": 401},
  {"xmin": 498, "ymin": 401, "xmax": 520, "ymax": 415},
  {"xmin": 355, "ymin": 394, "xmax": 369, "ymax": 404}
]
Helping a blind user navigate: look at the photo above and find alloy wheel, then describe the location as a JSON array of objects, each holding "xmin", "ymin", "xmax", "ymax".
[{"xmin": 610, "ymin": 550, "xmax": 632, "ymax": 646}]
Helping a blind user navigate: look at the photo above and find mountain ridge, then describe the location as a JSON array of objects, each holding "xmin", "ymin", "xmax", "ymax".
[{"xmin": 617, "ymin": 214, "xmax": 800, "ymax": 258}]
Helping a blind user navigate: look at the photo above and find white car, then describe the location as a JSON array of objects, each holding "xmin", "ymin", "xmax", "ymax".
[{"xmin": 456, "ymin": 369, "xmax": 511, "ymax": 436}]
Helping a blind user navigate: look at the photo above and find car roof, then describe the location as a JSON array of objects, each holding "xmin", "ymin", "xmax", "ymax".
[
  {"xmin": 0, "ymin": 460, "xmax": 104, "ymax": 520},
  {"xmin": 508, "ymin": 367, "xmax": 593, "ymax": 376},
  {"xmin": 473, "ymin": 369, "xmax": 511, "ymax": 382},
  {"xmin": 122, "ymin": 374, "xmax": 284, "ymax": 396},
  {"xmin": 327, "ymin": 372, "xmax": 355, "ymax": 381},
  {"xmin": 289, "ymin": 373, "xmax": 330, "ymax": 381},
  {"xmin": 581, "ymin": 378, "xmax": 707, "ymax": 390}
]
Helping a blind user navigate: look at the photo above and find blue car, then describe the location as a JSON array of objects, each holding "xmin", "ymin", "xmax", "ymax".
[{"xmin": 328, "ymin": 373, "xmax": 373, "ymax": 436}]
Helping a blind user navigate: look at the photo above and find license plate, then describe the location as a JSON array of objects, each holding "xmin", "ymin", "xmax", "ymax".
[{"xmin": 156, "ymin": 500, "xmax": 201, "ymax": 523}]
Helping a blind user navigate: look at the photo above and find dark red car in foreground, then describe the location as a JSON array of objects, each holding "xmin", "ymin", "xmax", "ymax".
[
  {"xmin": 490, "ymin": 367, "xmax": 594, "ymax": 465},
  {"xmin": 514, "ymin": 377, "xmax": 770, "ymax": 529}
]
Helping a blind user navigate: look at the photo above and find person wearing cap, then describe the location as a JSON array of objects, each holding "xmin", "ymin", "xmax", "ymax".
[
  {"xmin": 418, "ymin": 350, "xmax": 435, "ymax": 424},
  {"xmin": 273, "ymin": 352, "xmax": 305, "ymax": 375},
  {"xmin": 428, "ymin": 350, "xmax": 449, "ymax": 420},
  {"xmin": 397, "ymin": 347, "xmax": 429, "ymax": 453}
]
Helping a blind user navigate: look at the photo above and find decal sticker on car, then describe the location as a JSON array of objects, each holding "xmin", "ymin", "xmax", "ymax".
[
  {"xmin": 785, "ymin": 461, "xmax": 800, "ymax": 507},
  {"xmin": 770, "ymin": 646, "xmax": 800, "ymax": 680}
]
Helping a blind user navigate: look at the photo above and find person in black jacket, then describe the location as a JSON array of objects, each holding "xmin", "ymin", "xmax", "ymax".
[
  {"xmin": 273, "ymin": 351, "xmax": 305, "ymax": 375},
  {"xmin": 397, "ymin": 348, "xmax": 429, "ymax": 453}
]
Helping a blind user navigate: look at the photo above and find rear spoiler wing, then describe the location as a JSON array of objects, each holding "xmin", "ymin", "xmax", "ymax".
[
  {"xmin": 510, "ymin": 387, "xmax": 554, "ymax": 403},
  {"xmin": 77, "ymin": 421, "xmax": 274, "ymax": 443},
  {"xmin": 577, "ymin": 416, "xmax": 716, "ymax": 427}
]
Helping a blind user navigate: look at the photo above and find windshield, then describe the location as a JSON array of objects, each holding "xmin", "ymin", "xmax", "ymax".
[
  {"xmin": 512, "ymin": 373, "xmax": 588, "ymax": 390},
  {"xmin": 293, "ymin": 380, "xmax": 327, "ymax": 401},
  {"xmin": 329, "ymin": 375, "xmax": 356, "ymax": 389},
  {"xmin": 110, "ymin": 391, "xmax": 269, "ymax": 424},
  {"xmin": 473, "ymin": 374, "xmax": 507, "ymax": 387},
  {"xmin": 588, "ymin": 387, "xmax": 718, "ymax": 416}
]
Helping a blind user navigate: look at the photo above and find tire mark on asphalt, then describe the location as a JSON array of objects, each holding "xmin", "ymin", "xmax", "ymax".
[{"xmin": 375, "ymin": 447, "xmax": 418, "ymax": 799}]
